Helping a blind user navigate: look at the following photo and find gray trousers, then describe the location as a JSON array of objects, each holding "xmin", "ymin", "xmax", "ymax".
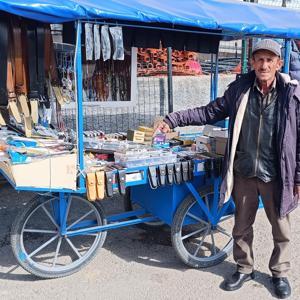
[{"xmin": 232, "ymin": 175, "xmax": 291, "ymax": 277}]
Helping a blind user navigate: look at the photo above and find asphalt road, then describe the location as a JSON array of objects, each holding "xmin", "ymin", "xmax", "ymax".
[{"xmin": 0, "ymin": 182, "xmax": 299, "ymax": 300}]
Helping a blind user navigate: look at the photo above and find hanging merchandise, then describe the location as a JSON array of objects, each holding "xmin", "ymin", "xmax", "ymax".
[
  {"xmin": 109, "ymin": 26, "xmax": 124, "ymax": 60},
  {"xmin": 26, "ymin": 22, "xmax": 52, "ymax": 131},
  {"xmin": 55, "ymin": 43, "xmax": 76, "ymax": 105},
  {"xmin": 94, "ymin": 24, "xmax": 101, "ymax": 60},
  {"xmin": 85, "ymin": 23, "xmax": 94, "ymax": 61},
  {"xmin": 6, "ymin": 34, "xmax": 22, "ymax": 124},
  {"xmin": 0, "ymin": 17, "xmax": 8, "ymax": 107},
  {"xmin": 101, "ymin": 25, "xmax": 111, "ymax": 61}
]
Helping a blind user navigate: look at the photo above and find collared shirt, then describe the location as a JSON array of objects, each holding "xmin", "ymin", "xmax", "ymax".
[{"xmin": 253, "ymin": 78, "xmax": 278, "ymax": 112}]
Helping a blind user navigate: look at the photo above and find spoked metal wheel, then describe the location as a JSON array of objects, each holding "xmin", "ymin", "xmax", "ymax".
[
  {"xmin": 171, "ymin": 188, "xmax": 233, "ymax": 268},
  {"xmin": 123, "ymin": 188, "xmax": 164, "ymax": 230},
  {"xmin": 11, "ymin": 194, "xmax": 107, "ymax": 278}
]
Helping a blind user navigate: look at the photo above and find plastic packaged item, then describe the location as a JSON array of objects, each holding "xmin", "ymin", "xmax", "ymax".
[
  {"xmin": 109, "ymin": 26, "xmax": 124, "ymax": 60},
  {"xmin": 101, "ymin": 25, "xmax": 111, "ymax": 61},
  {"xmin": 93, "ymin": 24, "xmax": 101, "ymax": 60},
  {"xmin": 152, "ymin": 133, "xmax": 166, "ymax": 145},
  {"xmin": 114, "ymin": 148, "xmax": 177, "ymax": 167},
  {"xmin": 85, "ymin": 23, "xmax": 94, "ymax": 61}
]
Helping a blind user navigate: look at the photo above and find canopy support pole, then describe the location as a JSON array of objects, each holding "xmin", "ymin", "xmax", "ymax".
[
  {"xmin": 213, "ymin": 52, "xmax": 219, "ymax": 100},
  {"xmin": 210, "ymin": 54, "xmax": 215, "ymax": 101},
  {"xmin": 167, "ymin": 47, "xmax": 173, "ymax": 113},
  {"xmin": 75, "ymin": 21, "xmax": 85, "ymax": 189},
  {"xmin": 241, "ymin": 39, "xmax": 248, "ymax": 74},
  {"xmin": 283, "ymin": 39, "xmax": 291, "ymax": 74}
]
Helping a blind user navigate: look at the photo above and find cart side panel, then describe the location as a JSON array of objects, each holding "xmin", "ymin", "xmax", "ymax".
[{"xmin": 130, "ymin": 175, "xmax": 206, "ymax": 225}]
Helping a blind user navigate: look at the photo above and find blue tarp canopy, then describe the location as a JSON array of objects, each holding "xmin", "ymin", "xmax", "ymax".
[{"xmin": 0, "ymin": 0, "xmax": 300, "ymax": 38}]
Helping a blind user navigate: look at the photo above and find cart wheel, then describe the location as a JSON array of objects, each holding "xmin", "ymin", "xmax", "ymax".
[
  {"xmin": 11, "ymin": 194, "xmax": 107, "ymax": 279},
  {"xmin": 171, "ymin": 188, "xmax": 233, "ymax": 268},
  {"xmin": 123, "ymin": 188, "xmax": 164, "ymax": 230}
]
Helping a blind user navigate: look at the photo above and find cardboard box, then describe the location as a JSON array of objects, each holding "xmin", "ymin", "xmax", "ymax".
[
  {"xmin": 215, "ymin": 137, "xmax": 227, "ymax": 155},
  {"xmin": 165, "ymin": 131, "xmax": 179, "ymax": 140},
  {"xmin": 195, "ymin": 135, "xmax": 215, "ymax": 152},
  {"xmin": 203, "ymin": 125, "xmax": 228, "ymax": 138},
  {"xmin": 127, "ymin": 130, "xmax": 145, "ymax": 143},
  {"xmin": 8, "ymin": 153, "xmax": 77, "ymax": 190},
  {"xmin": 138, "ymin": 126, "xmax": 154, "ymax": 134}
]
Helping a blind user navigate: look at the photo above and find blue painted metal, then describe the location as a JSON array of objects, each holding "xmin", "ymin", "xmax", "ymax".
[
  {"xmin": 210, "ymin": 53, "xmax": 215, "ymax": 101},
  {"xmin": 107, "ymin": 209, "xmax": 148, "ymax": 222},
  {"xmin": 14, "ymin": 186, "xmax": 86, "ymax": 193},
  {"xmin": 75, "ymin": 21, "xmax": 85, "ymax": 190},
  {"xmin": 131, "ymin": 174, "xmax": 207, "ymax": 225},
  {"xmin": 215, "ymin": 199, "xmax": 235, "ymax": 222},
  {"xmin": 185, "ymin": 181, "xmax": 214, "ymax": 224},
  {"xmin": 283, "ymin": 39, "xmax": 291, "ymax": 74},
  {"xmin": 51, "ymin": 197, "xmax": 60, "ymax": 226},
  {"xmin": 211, "ymin": 176, "xmax": 220, "ymax": 217},
  {"xmin": 69, "ymin": 220, "xmax": 97, "ymax": 230},
  {"xmin": 66, "ymin": 216, "xmax": 158, "ymax": 237},
  {"xmin": 213, "ymin": 52, "xmax": 219, "ymax": 100},
  {"xmin": 2, "ymin": 0, "xmax": 300, "ymax": 39},
  {"xmin": 59, "ymin": 193, "xmax": 69, "ymax": 234}
]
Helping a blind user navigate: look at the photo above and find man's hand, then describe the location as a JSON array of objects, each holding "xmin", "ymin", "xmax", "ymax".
[
  {"xmin": 294, "ymin": 185, "xmax": 300, "ymax": 202},
  {"xmin": 154, "ymin": 121, "xmax": 171, "ymax": 134}
]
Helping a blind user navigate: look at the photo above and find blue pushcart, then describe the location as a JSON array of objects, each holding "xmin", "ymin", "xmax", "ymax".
[{"xmin": 0, "ymin": 0, "xmax": 298, "ymax": 279}]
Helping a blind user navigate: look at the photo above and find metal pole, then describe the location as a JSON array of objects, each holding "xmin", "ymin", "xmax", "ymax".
[
  {"xmin": 241, "ymin": 39, "xmax": 248, "ymax": 74},
  {"xmin": 167, "ymin": 47, "xmax": 173, "ymax": 113},
  {"xmin": 213, "ymin": 52, "xmax": 219, "ymax": 99},
  {"xmin": 283, "ymin": 39, "xmax": 291, "ymax": 74},
  {"xmin": 210, "ymin": 53, "xmax": 215, "ymax": 101},
  {"xmin": 75, "ymin": 21, "xmax": 85, "ymax": 189}
]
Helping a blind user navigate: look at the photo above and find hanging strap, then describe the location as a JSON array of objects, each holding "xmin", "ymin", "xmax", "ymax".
[
  {"xmin": 0, "ymin": 16, "xmax": 8, "ymax": 106},
  {"xmin": 44, "ymin": 27, "xmax": 51, "ymax": 74},
  {"xmin": 36, "ymin": 26, "xmax": 46, "ymax": 97},
  {"xmin": 7, "ymin": 28, "xmax": 22, "ymax": 124},
  {"xmin": 11, "ymin": 18, "xmax": 26, "ymax": 95},
  {"xmin": 26, "ymin": 22, "xmax": 39, "ymax": 100},
  {"xmin": 26, "ymin": 22, "xmax": 48, "ymax": 124}
]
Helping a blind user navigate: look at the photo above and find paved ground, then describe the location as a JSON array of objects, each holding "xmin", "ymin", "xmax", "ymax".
[{"xmin": 0, "ymin": 182, "xmax": 299, "ymax": 300}]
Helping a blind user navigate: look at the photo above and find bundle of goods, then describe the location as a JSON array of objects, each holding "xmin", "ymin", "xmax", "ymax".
[
  {"xmin": 0, "ymin": 128, "xmax": 76, "ymax": 189},
  {"xmin": 137, "ymin": 48, "xmax": 202, "ymax": 76}
]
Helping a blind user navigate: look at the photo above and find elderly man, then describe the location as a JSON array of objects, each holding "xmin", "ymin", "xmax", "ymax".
[{"xmin": 156, "ymin": 39, "xmax": 300, "ymax": 299}]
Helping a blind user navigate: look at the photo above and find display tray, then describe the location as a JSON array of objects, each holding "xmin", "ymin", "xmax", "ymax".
[
  {"xmin": 0, "ymin": 153, "xmax": 77, "ymax": 190},
  {"xmin": 85, "ymin": 148, "xmax": 115, "ymax": 154}
]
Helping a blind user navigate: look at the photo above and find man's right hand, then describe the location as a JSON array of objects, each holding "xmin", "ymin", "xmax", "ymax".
[{"xmin": 154, "ymin": 121, "xmax": 171, "ymax": 134}]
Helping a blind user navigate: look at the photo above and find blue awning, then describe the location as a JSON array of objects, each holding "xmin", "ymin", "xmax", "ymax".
[{"xmin": 0, "ymin": 0, "xmax": 300, "ymax": 38}]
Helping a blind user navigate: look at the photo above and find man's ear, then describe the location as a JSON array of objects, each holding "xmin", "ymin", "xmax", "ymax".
[{"xmin": 277, "ymin": 58, "xmax": 283, "ymax": 71}]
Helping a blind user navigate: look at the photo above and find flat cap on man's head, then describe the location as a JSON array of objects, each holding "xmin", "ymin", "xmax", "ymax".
[{"xmin": 252, "ymin": 39, "xmax": 281, "ymax": 57}]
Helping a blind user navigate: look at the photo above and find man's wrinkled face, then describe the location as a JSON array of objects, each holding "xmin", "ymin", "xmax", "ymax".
[{"xmin": 251, "ymin": 50, "xmax": 282, "ymax": 83}]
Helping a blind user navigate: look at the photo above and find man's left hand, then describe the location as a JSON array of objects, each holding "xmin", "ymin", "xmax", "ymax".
[{"xmin": 294, "ymin": 185, "xmax": 300, "ymax": 202}]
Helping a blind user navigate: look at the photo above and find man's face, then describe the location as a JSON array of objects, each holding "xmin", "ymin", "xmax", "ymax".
[{"xmin": 251, "ymin": 50, "xmax": 282, "ymax": 83}]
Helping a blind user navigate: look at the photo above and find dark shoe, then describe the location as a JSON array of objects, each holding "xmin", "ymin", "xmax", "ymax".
[
  {"xmin": 272, "ymin": 277, "xmax": 291, "ymax": 299},
  {"xmin": 222, "ymin": 271, "xmax": 255, "ymax": 291}
]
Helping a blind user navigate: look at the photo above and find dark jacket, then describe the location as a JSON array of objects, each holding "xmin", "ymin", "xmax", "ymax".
[
  {"xmin": 164, "ymin": 71, "xmax": 300, "ymax": 217},
  {"xmin": 290, "ymin": 40, "xmax": 300, "ymax": 81}
]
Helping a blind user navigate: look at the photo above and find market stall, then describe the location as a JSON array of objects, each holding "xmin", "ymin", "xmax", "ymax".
[{"xmin": 0, "ymin": 0, "xmax": 299, "ymax": 279}]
